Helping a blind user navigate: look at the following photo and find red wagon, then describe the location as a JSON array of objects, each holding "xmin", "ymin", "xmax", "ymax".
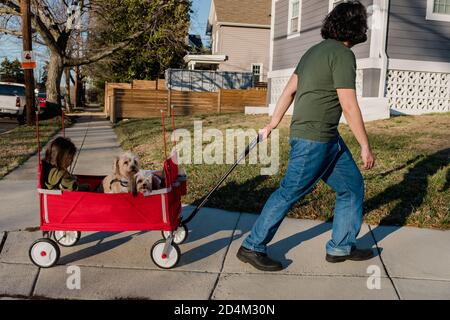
[
  {"xmin": 29, "ymin": 111, "xmax": 189, "ymax": 269},
  {"xmin": 29, "ymin": 109, "xmax": 261, "ymax": 269}
]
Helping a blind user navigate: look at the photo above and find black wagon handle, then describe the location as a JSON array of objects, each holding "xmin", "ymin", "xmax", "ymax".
[{"xmin": 182, "ymin": 133, "xmax": 262, "ymax": 225}]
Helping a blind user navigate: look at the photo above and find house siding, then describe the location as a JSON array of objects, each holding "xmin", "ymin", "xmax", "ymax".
[
  {"xmin": 272, "ymin": 0, "xmax": 373, "ymax": 71},
  {"xmin": 387, "ymin": 0, "xmax": 450, "ymax": 63},
  {"xmin": 217, "ymin": 25, "xmax": 270, "ymax": 81}
]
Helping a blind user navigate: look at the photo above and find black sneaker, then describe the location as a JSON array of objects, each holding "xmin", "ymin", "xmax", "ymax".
[
  {"xmin": 326, "ymin": 248, "xmax": 375, "ymax": 263},
  {"xmin": 236, "ymin": 246, "xmax": 283, "ymax": 271}
]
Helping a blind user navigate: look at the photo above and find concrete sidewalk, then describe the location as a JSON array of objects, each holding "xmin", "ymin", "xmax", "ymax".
[
  {"xmin": 1, "ymin": 207, "xmax": 449, "ymax": 300},
  {"xmin": 0, "ymin": 116, "xmax": 449, "ymax": 300}
]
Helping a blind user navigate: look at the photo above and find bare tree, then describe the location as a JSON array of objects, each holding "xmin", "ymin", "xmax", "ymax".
[{"xmin": 0, "ymin": 0, "xmax": 172, "ymax": 108}]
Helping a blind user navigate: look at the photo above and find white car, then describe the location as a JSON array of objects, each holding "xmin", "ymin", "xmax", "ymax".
[{"xmin": 0, "ymin": 82, "xmax": 26, "ymax": 124}]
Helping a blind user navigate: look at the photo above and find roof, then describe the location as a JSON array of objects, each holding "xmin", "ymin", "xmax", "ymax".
[
  {"xmin": 184, "ymin": 54, "xmax": 228, "ymax": 64},
  {"xmin": 212, "ymin": 0, "xmax": 271, "ymax": 26}
]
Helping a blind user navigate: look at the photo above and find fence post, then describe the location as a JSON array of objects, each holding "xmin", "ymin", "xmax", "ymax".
[
  {"xmin": 167, "ymin": 89, "xmax": 172, "ymax": 115},
  {"xmin": 217, "ymin": 89, "xmax": 222, "ymax": 114},
  {"xmin": 110, "ymin": 88, "xmax": 116, "ymax": 124},
  {"xmin": 104, "ymin": 82, "xmax": 108, "ymax": 115}
]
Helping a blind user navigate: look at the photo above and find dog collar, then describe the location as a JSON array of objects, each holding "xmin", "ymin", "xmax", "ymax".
[{"xmin": 110, "ymin": 179, "xmax": 128, "ymax": 188}]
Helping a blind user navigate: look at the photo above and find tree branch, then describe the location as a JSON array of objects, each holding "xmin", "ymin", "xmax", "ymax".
[
  {"xmin": 0, "ymin": 7, "xmax": 19, "ymax": 15},
  {"xmin": 0, "ymin": 26, "xmax": 21, "ymax": 37},
  {"xmin": 63, "ymin": 29, "xmax": 145, "ymax": 66},
  {"xmin": 1, "ymin": 0, "xmax": 61, "ymax": 54}
]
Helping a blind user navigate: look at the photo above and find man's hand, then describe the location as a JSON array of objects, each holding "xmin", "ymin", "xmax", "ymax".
[
  {"xmin": 361, "ymin": 146, "xmax": 375, "ymax": 170},
  {"xmin": 259, "ymin": 123, "xmax": 275, "ymax": 141}
]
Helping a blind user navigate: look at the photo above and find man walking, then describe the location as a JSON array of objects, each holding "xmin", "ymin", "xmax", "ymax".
[{"xmin": 237, "ymin": 1, "xmax": 376, "ymax": 271}]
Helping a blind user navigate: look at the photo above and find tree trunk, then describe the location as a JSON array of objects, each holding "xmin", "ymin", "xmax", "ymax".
[
  {"xmin": 45, "ymin": 53, "xmax": 64, "ymax": 111},
  {"xmin": 64, "ymin": 67, "xmax": 72, "ymax": 112},
  {"xmin": 74, "ymin": 66, "xmax": 79, "ymax": 109}
]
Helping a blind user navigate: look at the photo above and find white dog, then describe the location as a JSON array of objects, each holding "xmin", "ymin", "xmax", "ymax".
[
  {"xmin": 103, "ymin": 152, "xmax": 140, "ymax": 195},
  {"xmin": 134, "ymin": 170, "xmax": 162, "ymax": 195}
]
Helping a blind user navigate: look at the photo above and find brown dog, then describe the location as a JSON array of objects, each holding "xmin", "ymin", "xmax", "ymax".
[{"xmin": 102, "ymin": 152, "xmax": 140, "ymax": 195}]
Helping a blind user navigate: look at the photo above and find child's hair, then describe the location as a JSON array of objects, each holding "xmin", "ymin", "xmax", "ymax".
[{"xmin": 44, "ymin": 137, "xmax": 77, "ymax": 170}]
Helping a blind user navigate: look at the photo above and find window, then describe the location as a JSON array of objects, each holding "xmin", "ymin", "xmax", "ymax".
[
  {"xmin": 287, "ymin": 0, "xmax": 301, "ymax": 38},
  {"xmin": 252, "ymin": 64, "xmax": 263, "ymax": 83},
  {"xmin": 433, "ymin": 0, "xmax": 450, "ymax": 13},
  {"xmin": 0, "ymin": 84, "xmax": 25, "ymax": 96},
  {"xmin": 427, "ymin": 0, "xmax": 450, "ymax": 21},
  {"xmin": 329, "ymin": 0, "xmax": 346, "ymax": 12}
]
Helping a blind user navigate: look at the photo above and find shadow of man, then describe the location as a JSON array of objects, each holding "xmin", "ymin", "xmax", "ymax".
[{"xmin": 359, "ymin": 147, "xmax": 449, "ymax": 244}]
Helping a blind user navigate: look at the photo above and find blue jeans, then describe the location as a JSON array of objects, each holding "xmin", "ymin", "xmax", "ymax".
[{"xmin": 242, "ymin": 136, "xmax": 365, "ymax": 256}]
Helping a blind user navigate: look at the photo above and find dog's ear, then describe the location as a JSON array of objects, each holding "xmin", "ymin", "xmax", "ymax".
[
  {"xmin": 130, "ymin": 173, "xmax": 138, "ymax": 197},
  {"xmin": 113, "ymin": 156, "xmax": 120, "ymax": 175},
  {"xmin": 152, "ymin": 175, "xmax": 161, "ymax": 190}
]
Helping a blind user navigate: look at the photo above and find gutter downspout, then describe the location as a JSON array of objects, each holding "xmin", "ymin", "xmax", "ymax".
[{"xmin": 378, "ymin": 0, "xmax": 390, "ymax": 98}]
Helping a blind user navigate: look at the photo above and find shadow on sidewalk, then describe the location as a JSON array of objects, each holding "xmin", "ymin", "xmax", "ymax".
[
  {"xmin": 358, "ymin": 147, "xmax": 449, "ymax": 244},
  {"xmin": 59, "ymin": 231, "xmax": 147, "ymax": 265}
]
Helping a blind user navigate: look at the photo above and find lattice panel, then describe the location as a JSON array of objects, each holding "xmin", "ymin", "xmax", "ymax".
[
  {"xmin": 386, "ymin": 70, "xmax": 450, "ymax": 113},
  {"xmin": 356, "ymin": 69, "xmax": 363, "ymax": 97},
  {"xmin": 270, "ymin": 70, "xmax": 363, "ymax": 104},
  {"xmin": 270, "ymin": 76, "xmax": 291, "ymax": 104}
]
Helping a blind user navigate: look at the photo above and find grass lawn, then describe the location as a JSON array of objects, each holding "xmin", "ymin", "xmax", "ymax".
[
  {"xmin": 114, "ymin": 112, "xmax": 450, "ymax": 230},
  {"xmin": 0, "ymin": 117, "xmax": 68, "ymax": 179}
]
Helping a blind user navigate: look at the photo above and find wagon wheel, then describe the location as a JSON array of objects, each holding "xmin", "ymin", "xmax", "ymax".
[
  {"xmin": 161, "ymin": 223, "xmax": 188, "ymax": 245},
  {"xmin": 150, "ymin": 239, "xmax": 181, "ymax": 269},
  {"xmin": 53, "ymin": 231, "xmax": 81, "ymax": 247},
  {"xmin": 29, "ymin": 238, "xmax": 60, "ymax": 268}
]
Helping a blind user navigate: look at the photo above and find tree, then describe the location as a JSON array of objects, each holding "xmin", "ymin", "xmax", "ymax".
[
  {"xmin": 87, "ymin": 0, "xmax": 191, "ymax": 84},
  {"xmin": 0, "ymin": 57, "xmax": 24, "ymax": 83},
  {"xmin": 0, "ymin": 0, "xmax": 186, "ymax": 110}
]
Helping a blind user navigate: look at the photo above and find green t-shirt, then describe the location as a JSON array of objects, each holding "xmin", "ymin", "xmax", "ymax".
[{"xmin": 291, "ymin": 39, "xmax": 357, "ymax": 142}]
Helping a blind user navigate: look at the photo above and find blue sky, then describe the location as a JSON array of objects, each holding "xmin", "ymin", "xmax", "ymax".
[
  {"xmin": 0, "ymin": 0, "xmax": 211, "ymax": 77},
  {"xmin": 189, "ymin": 0, "xmax": 212, "ymax": 46}
]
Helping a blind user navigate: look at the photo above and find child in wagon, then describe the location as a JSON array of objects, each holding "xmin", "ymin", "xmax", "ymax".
[{"xmin": 41, "ymin": 137, "xmax": 89, "ymax": 191}]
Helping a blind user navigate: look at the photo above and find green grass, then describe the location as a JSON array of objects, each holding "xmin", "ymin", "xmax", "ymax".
[
  {"xmin": 114, "ymin": 112, "xmax": 450, "ymax": 230},
  {"xmin": 0, "ymin": 117, "xmax": 69, "ymax": 179}
]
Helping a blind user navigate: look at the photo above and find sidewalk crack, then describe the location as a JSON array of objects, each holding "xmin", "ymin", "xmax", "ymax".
[
  {"xmin": 29, "ymin": 267, "xmax": 41, "ymax": 298},
  {"xmin": 208, "ymin": 212, "xmax": 242, "ymax": 300},
  {"xmin": 369, "ymin": 225, "xmax": 402, "ymax": 300},
  {"xmin": 0, "ymin": 232, "xmax": 8, "ymax": 256}
]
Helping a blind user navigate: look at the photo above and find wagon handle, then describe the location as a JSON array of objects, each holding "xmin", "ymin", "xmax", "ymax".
[
  {"xmin": 36, "ymin": 111, "xmax": 41, "ymax": 167},
  {"xmin": 182, "ymin": 133, "xmax": 262, "ymax": 225},
  {"xmin": 170, "ymin": 105, "xmax": 176, "ymax": 149},
  {"xmin": 61, "ymin": 108, "xmax": 65, "ymax": 137},
  {"xmin": 161, "ymin": 109, "xmax": 167, "ymax": 161}
]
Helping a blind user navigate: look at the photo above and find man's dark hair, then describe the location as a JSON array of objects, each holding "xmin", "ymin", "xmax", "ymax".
[{"xmin": 321, "ymin": 1, "xmax": 368, "ymax": 46}]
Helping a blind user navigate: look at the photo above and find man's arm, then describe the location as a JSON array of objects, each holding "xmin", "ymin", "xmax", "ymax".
[
  {"xmin": 337, "ymin": 88, "xmax": 375, "ymax": 170},
  {"xmin": 260, "ymin": 73, "xmax": 298, "ymax": 139}
]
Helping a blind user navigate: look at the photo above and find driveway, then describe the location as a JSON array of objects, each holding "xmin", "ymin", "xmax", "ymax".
[{"xmin": 0, "ymin": 119, "xmax": 17, "ymax": 134}]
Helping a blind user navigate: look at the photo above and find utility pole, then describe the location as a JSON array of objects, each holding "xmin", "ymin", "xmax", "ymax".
[{"xmin": 20, "ymin": 0, "xmax": 35, "ymax": 125}]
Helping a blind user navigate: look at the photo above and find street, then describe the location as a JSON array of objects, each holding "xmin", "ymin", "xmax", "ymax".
[{"xmin": 0, "ymin": 119, "xmax": 18, "ymax": 134}]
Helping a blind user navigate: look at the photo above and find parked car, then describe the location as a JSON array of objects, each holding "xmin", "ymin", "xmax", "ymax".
[
  {"xmin": 0, "ymin": 82, "xmax": 26, "ymax": 124},
  {"xmin": 36, "ymin": 92, "xmax": 47, "ymax": 112}
]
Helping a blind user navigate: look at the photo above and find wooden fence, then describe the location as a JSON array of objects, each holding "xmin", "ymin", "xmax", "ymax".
[
  {"xmin": 104, "ymin": 80, "xmax": 165, "ymax": 115},
  {"xmin": 107, "ymin": 85, "xmax": 267, "ymax": 123}
]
